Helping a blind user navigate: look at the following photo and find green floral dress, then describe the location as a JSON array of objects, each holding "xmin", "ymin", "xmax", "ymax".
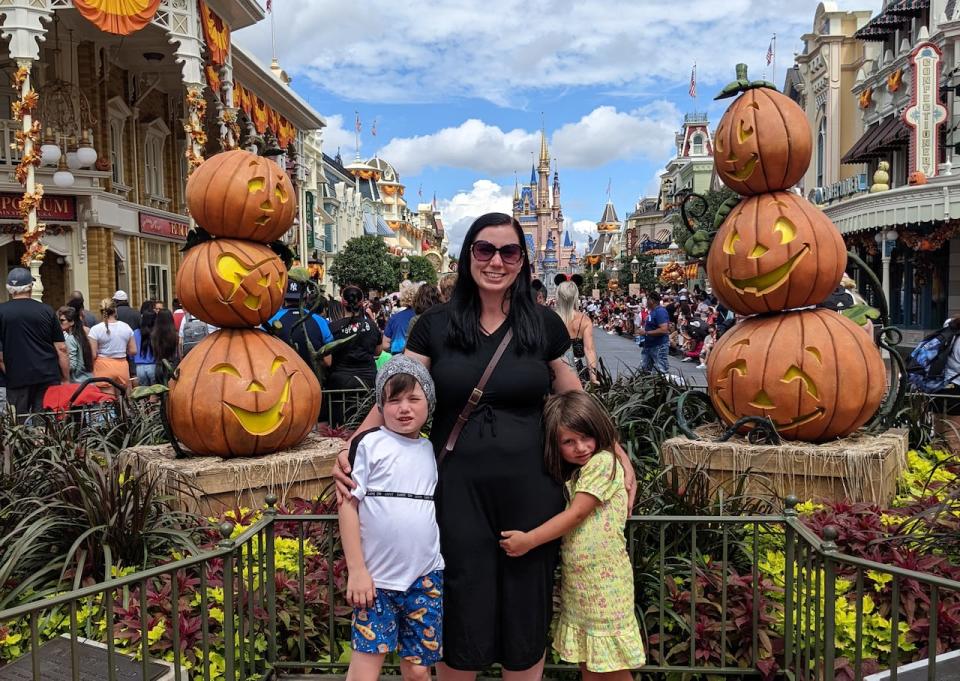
[{"xmin": 554, "ymin": 451, "xmax": 646, "ymax": 672}]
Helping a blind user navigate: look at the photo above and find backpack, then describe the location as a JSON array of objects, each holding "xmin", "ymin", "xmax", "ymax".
[
  {"xmin": 906, "ymin": 326, "xmax": 960, "ymax": 393},
  {"xmin": 181, "ymin": 314, "xmax": 210, "ymax": 355}
]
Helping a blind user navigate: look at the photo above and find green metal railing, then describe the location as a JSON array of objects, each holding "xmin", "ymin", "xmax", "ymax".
[
  {"xmin": 320, "ymin": 387, "xmax": 372, "ymax": 428},
  {"xmin": 1, "ymin": 496, "xmax": 958, "ymax": 680}
]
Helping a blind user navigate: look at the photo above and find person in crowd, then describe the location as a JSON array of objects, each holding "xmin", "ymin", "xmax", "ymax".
[
  {"xmin": 68, "ymin": 290, "xmax": 97, "ymax": 328},
  {"xmin": 406, "ymin": 283, "xmax": 440, "ymax": 339},
  {"xmin": 499, "ymin": 391, "xmax": 645, "ymax": 680},
  {"xmin": 152, "ymin": 309, "xmax": 180, "ymax": 383},
  {"xmin": 89, "ymin": 298, "xmax": 136, "ymax": 393},
  {"xmin": 133, "ymin": 310, "xmax": 158, "ymax": 386},
  {"xmin": 697, "ymin": 324, "xmax": 718, "ymax": 370},
  {"xmin": 340, "ymin": 355, "xmax": 444, "ymax": 681},
  {"xmin": 382, "ymin": 281, "xmax": 418, "ymax": 354},
  {"xmin": 113, "ymin": 290, "xmax": 140, "ymax": 330},
  {"xmin": 438, "ymin": 272, "xmax": 457, "ymax": 303},
  {"xmin": 332, "ymin": 213, "xmax": 636, "ymax": 679},
  {"xmin": 637, "ymin": 291, "xmax": 670, "ymax": 374},
  {"xmin": 178, "ymin": 311, "xmax": 217, "ymax": 356},
  {"xmin": 152, "ymin": 300, "xmax": 165, "ymax": 313},
  {"xmin": 325, "ymin": 285, "xmax": 382, "ymax": 423},
  {"xmin": 57, "ymin": 306, "xmax": 93, "ymax": 383},
  {"xmin": 139, "ymin": 300, "xmax": 155, "ymax": 319},
  {"xmin": 171, "ymin": 299, "xmax": 186, "ymax": 331},
  {"xmin": 0, "ymin": 268, "xmax": 69, "ymax": 413},
  {"xmin": 266, "ymin": 279, "xmax": 334, "ymax": 374},
  {"xmin": 556, "ymin": 280, "xmax": 597, "ymax": 384}
]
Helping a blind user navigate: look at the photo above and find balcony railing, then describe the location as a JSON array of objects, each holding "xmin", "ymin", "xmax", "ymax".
[{"xmin": 1, "ymin": 496, "xmax": 958, "ymax": 680}]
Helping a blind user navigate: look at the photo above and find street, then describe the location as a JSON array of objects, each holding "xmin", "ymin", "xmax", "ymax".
[{"xmin": 589, "ymin": 325, "xmax": 707, "ymax": 388}]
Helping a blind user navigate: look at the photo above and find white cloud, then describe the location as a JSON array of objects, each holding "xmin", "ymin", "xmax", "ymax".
[
  {"xmin": 435, "ymin": 180, "xmax": 513, "ymax": 257},
  {"xmin": 320, "ymin": 114, "xmax": 361, "ymax": 159},
  {"xmin": 378, "ymin": 103, "xmax": 679, "ymax": 178},
  {"xmin": 570, "ymin": 219, "xmax": 598, "ymax": 252},
  {"xmin": 235, "ymin": 0, "xmax": 882, "ymax": 105}
]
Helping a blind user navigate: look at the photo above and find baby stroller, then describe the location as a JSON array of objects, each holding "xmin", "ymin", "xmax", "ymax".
[{"xmin": 40, "ymin": 377, "xmax": 127, "ymax": 429}]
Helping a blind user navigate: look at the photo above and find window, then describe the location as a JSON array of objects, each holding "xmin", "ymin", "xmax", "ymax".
[
  {"xmin": 816, "ymin": 116, "xmax": 827, "ymax": 188},
  {"xmin": 107, "ymin": 97, "xmax": 132, "ymax": 190},
  {"xmin": 142, "ymin": 119, "xmax": 170, "ymax": 200},
  {"xmin": 692, "ymin": 134, "xmax": 704, "ymax": 155},
  {"xmin": 143, "ymin": 241, "xmax": 170, "ymax": 305}
]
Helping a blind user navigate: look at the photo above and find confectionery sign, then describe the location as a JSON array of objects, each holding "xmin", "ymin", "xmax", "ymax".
[{"xmin": 903, "ymin": 42, "xmax": 948, "ymax": 178}]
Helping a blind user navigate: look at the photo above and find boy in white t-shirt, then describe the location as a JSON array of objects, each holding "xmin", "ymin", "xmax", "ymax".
[{"xmin": 340, "ymin": 355, "xmax": 443, "ymax": 681}]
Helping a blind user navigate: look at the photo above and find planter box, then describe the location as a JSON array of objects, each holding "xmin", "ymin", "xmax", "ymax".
[
  {"xmin": 661, "ymin": 427, "xmax": 909, "ymax": 506},
  {"xmin": 118, "ymin": 433, "xmax": 342, "ymax": 515}
]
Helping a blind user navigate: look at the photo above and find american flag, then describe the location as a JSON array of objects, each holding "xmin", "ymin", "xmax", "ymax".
[
  {"xmin": 371, "ymin": 117, "xmax": 377, "ymax": 137},
  {"xmin": 265, "ymin": 0, "xmax": 272, "ymax": 12},
  {"xmin": 689, "ymin": 63, "xmax": 696, "ymax": 98},
  {"xmin": 766, "ymin": 39, "xmax": 775, "ymax": 66},
  {"xmin": 354, "ymin": 111, "xmax": 361, "ymax": 133}
]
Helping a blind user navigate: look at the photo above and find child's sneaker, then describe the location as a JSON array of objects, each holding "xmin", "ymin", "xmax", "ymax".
[{"xmin": 697, "ymin": 363, "xmax": 707, "ymax": 369}]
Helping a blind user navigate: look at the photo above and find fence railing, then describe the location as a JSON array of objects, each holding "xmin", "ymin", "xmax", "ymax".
[{"xmin": 1, "ymin": 497, "xmax": 959, "ymax": 680}]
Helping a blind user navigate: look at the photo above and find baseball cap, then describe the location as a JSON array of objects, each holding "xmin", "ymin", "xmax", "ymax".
[
  {"xmin": 284, "ymin": 279, "xmax": 303, "ymax": 302},
  {"xmin": 6, "ymin": 267, "xmax": 34, "ymax": 287},
  {"xmin": 113, "ymin": 290, "xmax": 129, "ymax": 302}
]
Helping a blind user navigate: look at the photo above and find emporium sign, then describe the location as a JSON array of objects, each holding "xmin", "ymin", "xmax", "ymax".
[
  {"xmin": 0, "ymin": 193, "xmax": 76, "ymax": 220},
  {"xmin": 138, "ymin": 212, "xmax": 189, "ymax": 241},
  {"xmin": 903, "ymin": 42, "xmax": 948, "ymax": 178}
]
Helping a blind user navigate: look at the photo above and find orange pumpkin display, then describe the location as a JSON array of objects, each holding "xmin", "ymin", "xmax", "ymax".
[
  {"xmin": 714, "ymin": 65, "xmax": 812, "ymax": 196},
  {"xmin": 167, "ymin": 329, "xmax": 321, "ymax": 457},
  {"xmin": 186, "ymin": 149, "xmax": 296, "ymax": 242},
  {"xmin": 908, "ymin": 171, "xmax": 927, "ymax": 185},
  {"xmin": 176, "ymin": 239, "xmax": 287, "ymax": 328},
  {"xmin": 707, "ymin": 191, "xmax": 847, "ymax": 315},
  {"xmin": 706, "ymin": 309, "xmax": 885, "ymax": 442}
]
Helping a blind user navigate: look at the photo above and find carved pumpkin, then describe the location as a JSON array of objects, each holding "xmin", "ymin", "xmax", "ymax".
[
  {"xmin": 706, "ymin": 309, "xmax": 885, "ymax": 442},
  {"xmin": 908, "ymin": 171, "xmax": 927, "ymax": 185},
  {"xmin": 706, "ymin": 191, "xmax": 846, "ymax": 315},
  {"xmin": 176, "ymin": 239, "xmax": 287, "ymax": 328},
  {"xmin": 167, "ymin": 329, "xmax": 321, "ymax": 457},
  {"xmin": 714, "ymin": 68, "xmax": 812, "ymax": 196},
  {"xmin": 186, "ymin": 149, "xmax": 296, "ymax": 242}
]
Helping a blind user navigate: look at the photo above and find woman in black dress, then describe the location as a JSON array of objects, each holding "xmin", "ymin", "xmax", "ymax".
[{"xmin": 334, "ymin": 213, "xmax": 636, "ymax": 680}]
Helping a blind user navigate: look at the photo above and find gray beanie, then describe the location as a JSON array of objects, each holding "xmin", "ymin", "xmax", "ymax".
[{"xmin": 375, "ymin": 355, "xmax": 436, "ymax": 416}]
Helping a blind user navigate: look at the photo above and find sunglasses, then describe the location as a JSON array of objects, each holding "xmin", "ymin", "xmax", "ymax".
[{"xmin": 471, "ymin": 240, "xmax": 523, "ymax": 265}]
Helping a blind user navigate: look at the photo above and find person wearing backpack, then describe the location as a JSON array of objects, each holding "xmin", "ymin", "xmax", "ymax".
[
  {"xmin": 906, "ymin": 317, "xmax": 960, "ymax": 393},
  {"xmin": 179, "ymin": 312, "xmax": 217, "ymax": 356}
]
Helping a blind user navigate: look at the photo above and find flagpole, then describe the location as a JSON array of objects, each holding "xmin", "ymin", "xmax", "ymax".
[
  {"xmin": 269, "ymin": 1, "xmax": 277, "ymax": 64},
  {"xmin": 772, "ymin": 33, "xmax": 777, "ymax": 89}
]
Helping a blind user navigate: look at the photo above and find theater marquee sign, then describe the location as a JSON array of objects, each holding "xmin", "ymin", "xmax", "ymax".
[{"xmin": 903, "ymin": 41, "xmax": 948, "ymax": 178}]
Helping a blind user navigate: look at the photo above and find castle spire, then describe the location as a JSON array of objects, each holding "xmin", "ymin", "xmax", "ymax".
[
  {"xmin": 539, "ymin": 127, "xmax": 550, "ymax": 169},
  {"xmin": 513, "ymin": 173, "xmax": 520, "ymax": 201}
]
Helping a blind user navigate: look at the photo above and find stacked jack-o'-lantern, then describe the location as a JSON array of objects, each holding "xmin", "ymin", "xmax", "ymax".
[
  {"xmin": 167, "ymin": 150, "xmax": 321, "ymax": 457},
  {"xmin": 705, "ymin": 65, "xmax": 885, "ymax": 442}
]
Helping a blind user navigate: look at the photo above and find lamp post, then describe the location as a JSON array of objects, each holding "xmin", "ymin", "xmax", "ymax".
[
  {"xmin": 630, "ymin": 256, "xmax": 639, "ymax": 283},
  {"xmin": 593, "ymin": 268, "xmax": 599, "ymax": 292},
  {"xmin": 668, "ymin": 241, "xmax": 680, "ymax": 262},
  {"xmin": 874, "ymin": 228, "xmax": 899, "ymax": 307},
  {"xmin": 399, "ymin": 254, "xmax": 411, "ymax": 280}
]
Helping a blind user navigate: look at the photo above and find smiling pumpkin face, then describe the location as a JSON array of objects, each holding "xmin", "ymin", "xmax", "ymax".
[
  {"xmin": 176, "ymin": 239, "xmax": 287, "ymax": 328},
  {"xmin": 167, "ymin": 329, "xmax": 321, "ymax": 457},
  {"xmin": 706, "ymin": 191, "xmax": 847, "ymax": 315},
  {"xmin": 706, "ymin": 309, "xmax": 885, "ymax": 442},
  {"xmin": 714, "ymin": 87, "xmax": 812, "ymax": 196},
  {"xmin": 186, "ymin": 149, "xmax": 296, "ymax": 243}
]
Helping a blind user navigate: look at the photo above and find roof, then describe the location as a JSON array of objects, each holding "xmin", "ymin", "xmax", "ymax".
[
  {"xmin": 588, "ymin": 232, "xmax": 611, "ymax": 256},
  {"xmin": 376, "ymin": 215, "xmax": 395, "ymax": 236},
  {"xmin": 841, "ymin": 115, "xmax": 909, "ymax": 164},
  {"xmin": 563, "ymin": 230, "xmax": 573, "ymax": 248},
  {"xmin": 598, "ymin": 201, "xmax": 619, "ymax": 226},
  {"xmin": 367, "ymin": 157, "xmax": 399, "ymax": 182}
]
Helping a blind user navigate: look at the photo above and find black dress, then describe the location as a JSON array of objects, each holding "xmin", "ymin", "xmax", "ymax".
[{"xmin": 406, "ymin": 303, "xmax": 570, "ymax": 671}]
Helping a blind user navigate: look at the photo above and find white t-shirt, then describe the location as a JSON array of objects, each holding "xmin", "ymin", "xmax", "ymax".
[
  {"xmin": 88, "ymin": 320, "xmax": 133, "ymax": 358},
  {"xmin": 350, "ymin": 427, "xmax": 444, "ymax": 591}
]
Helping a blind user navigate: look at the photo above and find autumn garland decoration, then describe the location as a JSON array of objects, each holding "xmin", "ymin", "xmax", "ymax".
[
  {"xmin": 11, "ymin": 65, "xmax": 45, "ymax": 264},
  {"xmin": 183, "ymin": 86, "xmax": 208, "ymax": 172}
]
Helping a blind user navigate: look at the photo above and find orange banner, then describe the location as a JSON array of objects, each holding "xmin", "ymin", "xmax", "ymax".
[
  {"xmin": 74, "ymin": 0, "xmax": 161, "ymax": 36},
  {"xmin": 233, "ymin": 81, "xmax": 298, "ymax": 149},
  {"xmin": 198, "ymin": 0, "xmax": 230, "ymax": 66},
  {"xmin": 205, "ymin": 63, "xmax": 222, "ymax": 98}
]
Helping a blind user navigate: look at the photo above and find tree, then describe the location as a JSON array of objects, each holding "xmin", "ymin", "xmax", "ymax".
[
  {"xmin": 328, "ymin": 236, "xmax": 396, "ymax": 293},
  {"xmin": 392, "ymin": 255, "xmax": 439, "ymax": 287}
]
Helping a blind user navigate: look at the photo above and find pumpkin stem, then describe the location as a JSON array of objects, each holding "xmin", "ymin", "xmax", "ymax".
[
  {"xmin": 715, "ymin": 63, "xmax": 779, "ymax": 100},
  {"xmin": 735, "ymin": 63, "xmax": 749, "ymax": 81}
]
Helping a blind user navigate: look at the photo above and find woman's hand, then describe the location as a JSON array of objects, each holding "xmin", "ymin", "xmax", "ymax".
[
  {"xmin": 613, "ymin": 441, "xmax": 637, "ymax": 512},
  {"xmin": 499, "ymin": 530, "xmax": 535, "ymax": 557},
  {"xmin": 346, "ymin": 568, "xmax": 376, "ymax": 608},
  {"xmin": 333, "ymin": 446, "xmax": 355, "ymax": 503}
]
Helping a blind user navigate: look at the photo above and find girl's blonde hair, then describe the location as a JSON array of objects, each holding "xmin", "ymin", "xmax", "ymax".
[
  {"xmin": 100, "ymin": 298, "xmax": 117, "ymax": 335},
  {"xmin": 555, "ymin": 281, "xmax": 580, "ymax": 324},
  {"xmin": 543, "ymin": 391, "xmax": 619, "ymax": 484}
]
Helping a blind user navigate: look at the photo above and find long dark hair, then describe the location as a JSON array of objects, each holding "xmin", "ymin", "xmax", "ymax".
[
  {"xmin": 138, "ymin": 310, "xmax": 157, "ymax": 358},
  {"xmin": 58, "ymin": 306, "xmax": 93, "ymax": 372},
  {"xmin": 542, "ymin": 391, "xmax": 619, "ymax": 486},
  {"xmin": 447, "ymin": 213, "xmax": 542, "ymax": 353},
  {"xmin": 151, "ymin": 309, "xmax": 179, "ymax": 362}
]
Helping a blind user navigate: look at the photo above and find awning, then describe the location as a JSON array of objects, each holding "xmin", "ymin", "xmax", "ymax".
[
  {"xmin": 854, "ymin": 9, "xmax": 908, "ymax": 41},
  {"xmin": 376, "ymin": 215, "xmax": 394, "ymax": 237},
  {"xmin": 841, "ymin": 115, "xmax": 908, "ymax": 164},
  {"xmin": 363, "ymin": 213, "xmax": 377, "ymax": 235},
  {"xmin": 887, "ymin": 0, "xmax": 929, "ymax": 15}
]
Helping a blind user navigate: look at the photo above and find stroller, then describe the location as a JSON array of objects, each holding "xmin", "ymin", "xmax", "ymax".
[{"xmin": 39, "ymin": 377, "xmax": 127, "ymax": 428}]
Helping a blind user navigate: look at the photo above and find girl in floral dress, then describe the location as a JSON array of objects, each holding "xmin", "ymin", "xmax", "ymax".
[{"xmin": 500, "ymin": 391, "xmax": 645, "ymax": 680}]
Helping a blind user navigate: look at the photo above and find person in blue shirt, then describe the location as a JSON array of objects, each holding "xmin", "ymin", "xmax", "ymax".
[
  {"xmin": 265, "ymin": 280, "xmax": 334, "ymax": 375},
  {"xmin": 381, "ymin": 281, "xmax": 417, "ymax": 354},
  {"xmin": 637, "ymin": 291, "xmax": 671, "ymax": 374}
]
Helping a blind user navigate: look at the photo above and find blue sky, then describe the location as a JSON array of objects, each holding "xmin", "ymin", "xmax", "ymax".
[{"xmin": 235, "ymin": 0, "xmax": 882, "ymax": 254}]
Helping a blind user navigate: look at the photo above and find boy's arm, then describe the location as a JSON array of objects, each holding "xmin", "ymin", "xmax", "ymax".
[
  {"xmin": 339, "ymin": 497, "xmax": 376, "ymax": 607},
  {"xmin": 499, "ymin": 492, "xmax": 601, "ymax": 557}
]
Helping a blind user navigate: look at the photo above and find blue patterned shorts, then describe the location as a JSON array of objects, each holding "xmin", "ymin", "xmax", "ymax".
[{"xmin": 350, "ymin": 570, "xmax": 443, "ymax": 665}]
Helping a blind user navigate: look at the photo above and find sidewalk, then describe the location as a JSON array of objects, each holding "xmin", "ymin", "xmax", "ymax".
[{"xmin": 590, "ymin": 326, "xmax": 708, "ymax": 388}]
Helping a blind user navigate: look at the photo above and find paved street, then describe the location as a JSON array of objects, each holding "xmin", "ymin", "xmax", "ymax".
[{"xmin": 589, "ymin": 325, "xmax": 708, "ymax": 388}]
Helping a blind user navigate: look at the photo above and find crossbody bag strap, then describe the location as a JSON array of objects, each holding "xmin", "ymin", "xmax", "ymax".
[{"xmin": 440, "ymin": 328, "xmax": 513, "ymax": 462}]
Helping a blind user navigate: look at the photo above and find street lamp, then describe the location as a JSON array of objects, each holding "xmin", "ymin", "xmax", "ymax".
[
  {"xmin": 630, "ymin": 256, "xmax": 639, "ymax": 283},
  {"xmin": 874, "ymin": 228, "xmax": 899, "ymax": 306},
  {"xmin": 399, "ymin": 254, "xmax": 411, "ymax": 280},
  {"xmin": 668, "ymin": 241, "xmax": 680, "ymax": 262}
]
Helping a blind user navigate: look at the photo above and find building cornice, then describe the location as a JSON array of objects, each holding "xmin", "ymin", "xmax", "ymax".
[
  {"xmin": 231, "ymin": 44, "xmax": 325, "ymax": 131},
  {"xmin": 205, "ymin": 0, "xmax": 264, "ymax": 30}
]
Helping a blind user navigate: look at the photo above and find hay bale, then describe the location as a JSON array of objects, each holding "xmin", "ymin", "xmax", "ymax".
[
  {"xmin": 661, "ymin": 426, "xmax": 909, "ymax": 506},
  {"xmin": 119, "ymin": 433, "xmax": 342, "ymax": 515}
]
